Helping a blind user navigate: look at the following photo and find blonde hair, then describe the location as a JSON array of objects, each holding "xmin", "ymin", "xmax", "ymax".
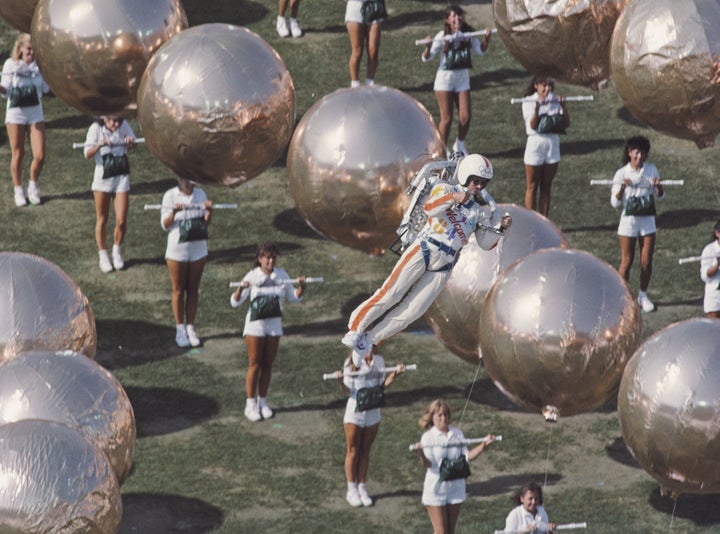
[
  {"xmin": 418, "ymin": 399, "xmax": 451, "ymax": 429},
  {"xmin": 12, "ymin": 33, "xmax": 32, "ymax": 62}
]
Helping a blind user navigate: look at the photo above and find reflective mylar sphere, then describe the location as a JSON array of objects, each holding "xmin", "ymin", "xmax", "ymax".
[
  {"xmin": 0, "ymin": 350, "xmax": 136, "ymax": 484},
  {"xmin": 287, "ymin": 86, "xmax": 444, "ymax": 255},
  {"xmin": 0, "ymin": 420, "xmax": 121, "ymax": 533},
  {"xmin": 479, "ymin": 248, "xmax": 642, "ymax": 420},
  {"xmin": 618, "ymin": 318, "xmax": 720, "ymax": 498},
  {"xmin": 426, "ymin": 204, "xmax": 569, "ymax": 364},
  {"xmin": 0, "ymin": 0, "xmax": 38, "ymax": 32},
  {"xmin": 31, "ymin": 0, "xmax": 187, "ymax": 116},
  {"xmin": 0, "ymin": 252, "xmax": 96, "ymax": 363},
  {"xmin": 137, "ymin": 23, "xmax": 296, "ymax": 187},
  {"xmin": 493, "ymin": 0, "xmax": 630, "ymax": 89},
  {"xmin": 610, "ymin": 0, "xmax": 720, "ymax": 148}
]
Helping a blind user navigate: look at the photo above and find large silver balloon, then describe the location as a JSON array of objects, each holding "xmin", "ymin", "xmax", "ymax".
[
  {"xmin": 493, "ymin": 0, "xmax": 631, "ymax": 89},
  {"xmin": 31, "ymin": 0, "xmax": 187, "ymax": 116},
  {"xmin": 0, "ymin": 420, "xmax": 121, "ymax": 533},
  {"xmin": 0, "ymin": 351, "xmax": 136, "ymax": 484},
  {"xmin": 610, "ymin": 0, "xmax": 720, "ymax": 148},
  {"xmin": 0, "ymin": 0, "xmax": 38, "ymax": 32},
  {"xmin": 0, "ymin": 252, "xmax": 96, "ymax": 363},
  {"xmin": 618, "ymin": 318, "xmax": 720, "ymax": 498},
  {"xmin": 287, "ymin": 86, "xmax": 444, "ymax": 255},
  {"xmin": 426, "ymin": 204, "xmax": 569, "ymax": 364},
  {"xmin": 137, "ymin": 23, "xmax": 296, "ymax": 187},
  {"xmin": 479, "ymin": 248, "xmax": 642, "ymax": 420}
]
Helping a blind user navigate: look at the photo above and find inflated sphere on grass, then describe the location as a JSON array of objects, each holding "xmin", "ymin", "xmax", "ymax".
[
  {"xmin": 137, "ymin": 23, "xmax": 296, "ymax": 187},
  {"xmin": 493, "ymin": 0, "xmax": 631, "ymax": 89},
  {"xmin": 0, "ymin": 420, "xmax": 121, "ymax": 533},
  {"xmin": 0, "ymin": 0, "xmax": 38, "ymax": 32},
  {"xmin": 0, "ymin": 252, "xmax": 96, "ymax": 362},
  {"xmin": 618, "ymin": 318, "xmax": 720, "ymax": 498},
  {"xmin": 287, "ymin": 86, "xmax": 444, "ymax": 255},
  {"xmin": 610, "ymin": 0, "xmax": 720, "ymax": 148},
  {"xmin": 426, "ymin": 204, "xmax": 569, "ymax": 364},
  {"xmin": 0, "ymin": 350, "xmax": 136, "ymax": 484},
  {"xmin": 479, "ymin": 248, "xmax": 642, "ymax": 420},
  {"xmin": 31, "ymin": 0, "xmax": 187, "ymax": 116}
]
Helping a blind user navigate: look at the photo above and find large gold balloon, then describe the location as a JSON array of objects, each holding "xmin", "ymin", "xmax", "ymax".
[
  {"xmin": 31, "ymin": 0, "xmax": 187, "ymax": 116},
  {"xmin": 0, "ymin": 351, "xmax": 136, "ymax": 484},
  {"xmin": 137, "ymin": 23, "xmax": 296, "ymax": 187},
  {"xmin": 610, "ymin": 0, "xmax": 720, "ymax": 148},
  {"xmin": 0, "ymin": 252, "xmax": 96, "ymax": 362},
  {"xmin": 479, "ymin": 248, "xmax": 642, "ymax": 420},
  {"xmin": 0, "ymin": 0, "xmax": 38, "ymax": 32},
  {"xmin": 493, "ymin": 0, "xmax": 630, "ymax": 89},
  {"xmin": 618, "ymin": 318, "xmax": 720, "ymax": 498},
  {"xmin": 426, "ymin": 204, "xmax": 569, "ymax": 364},
  {"xmin": 287, "ymin": 86, "xmax": 444, "ymax": 255},
  {"xmin": 0, "ymin": 420, "xmax": 121, "ymax": 532}
]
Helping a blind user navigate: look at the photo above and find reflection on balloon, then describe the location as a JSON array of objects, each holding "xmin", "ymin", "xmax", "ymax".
[
  {"xmin": 287, "ymin": 86, "xmax": 444, "ymax": 255},
  {"xmin": 0, "ymin": 0, "xmax": 38, "ymax": 32},
  {"xmin": 0, "ymin": 252, "xmax": 96, "ymax": 363},
  {"xmin": 618, "ymin": 318, "xmax": 720, "ymax": 498},
  {"xmin": 479, "ymin": 248, "xmax": 642, "ymax": 420},
  {"xmin": 426, "ymin": 204, "xmax": 569, "ymax": 364},
  {"xmin": 137, "ymin": 23, "xmax": 296, "ymax": 187},
  {"xmin": 0, "ymin": 350, "xmax": 136, "ymax": 484},
  {"xmin": 31, "ymin": 0, "xmax": 187, "ymax": 116},
  {"xmin": 0, "ymin": 420, "xmax": 121, "ymax": 532},
  {"xmin": 493, "ymin": 0, "xmax": 630, "ymax": 89},
  {"xmin": 610, "ymin": 0, "xmax": 720, "ymax": 148}
]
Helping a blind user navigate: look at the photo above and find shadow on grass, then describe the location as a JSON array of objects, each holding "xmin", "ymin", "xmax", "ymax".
[
  {"xmin": 649, "ymin": 489, "xmax": 720, "ymax": 527},
  {"xmin": 125, "ymin": 386, "xmax": 219, "ymax": 437},
  {"xmin": 657, "ymin": 208, "xmax": 720, "ymax": 230},
  {"xmin": 273, "ymin": 209, "xmax": 325, "ymax": 240},
  {"xmin": 95, "ymin": 320, "xmax": 185, "ymax": 369},
  {"xmin": 181, "ymin": 0, "xmax": 268, "ymax": 26},
  {"xmin": 469, "ymin": 472, "xmax": 564, "ymax": 498},
  {"xmin": 605, "ymin": 437, "xmax": 640, "ymax": 469},
  {"xmin": 120, "ymin": 493, "xmax": 224, "ymax": 534}
]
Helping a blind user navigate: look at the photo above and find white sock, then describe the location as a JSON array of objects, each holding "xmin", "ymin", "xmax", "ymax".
[
  {"xmin": 176, "ymin": 324, "xmax": 186, "ymax": 333},
  {"xmin": 112, "ymin": 244, "xmax": 121, "ymax": 253},
  {"xmin": 28, "ymin": 181, "xmax": 37, "ymax": 192},
  {"xmin": 99, "ymin": 249, "xmax": 109, "ymax": 258},
  {"xmin": 14, "ymin": 185, "xmax": 23, "ymax": 195},
  {"xmin": 358, "ymin": 483, "xmax": 368, "ymax": 493},
  {"xmin": 347, "ymin": 481, "xmax": 357, "ymax": 492},
  {"xmin": 290, "ymin": 17, "xmax": 298, "ymax": 24},
  {"xmin": 350, "ymin": 80, "xmax": 361, "ymax": 88},
  {"xmin": 186, "ymin": 324, "xmax": 195, "ymax": 334},
  {"xmin": 277, "ymin": 15, "xmax": 285, "ymax": 23},
  {"xmin": 365, "ymin": 78, "xmax": 374, "ymax": 86},
  {"xmin": 258, "ymin": 396, "xmax": 268, "ymax": 408},
  {"xmin": 638, "ymin": 290, "xmax": 647, "ymax": 299},
  {"xmin": 246, "ymin": 397, "xmax": 257, "ymax": 409}
]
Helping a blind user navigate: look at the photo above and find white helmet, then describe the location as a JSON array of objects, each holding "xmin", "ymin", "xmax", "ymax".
[{"xmin": 457, "ymin": 154, "xmax": 493, "ymax": 186}]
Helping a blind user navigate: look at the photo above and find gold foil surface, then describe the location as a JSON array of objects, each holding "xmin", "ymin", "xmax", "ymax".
[
  {"xmin": 426, "ymin": 204, "xmax": 569, "ymax": 364},
  {"xmin": 493, "ymin": 0, "xmax": 630, "ymax": 89},
  {"xmin": 0, "ymin": 351, "xmax": 136, "ymax": 485},
  {"xmin": 31, "ymin": 0, "xmax": 187, "ymax": 116},
  {"xmin": 286, "ymin": 86, "xmax": 444, "ymax": 255},
  {"xmin": 137, "ymin": 23, "xmax": 296, "ymax": 187},
  {"xmin": 479, "ymin": 248, "xmax": 642, "ymax": 418},
  {"xmin": 0, "ymin": 252, "xmax": 97, "ymax": 363},
  {"xmin": 610, "ymin": 0, "xmax": 720, "ymax": 148},
  {"xmin": 0, "ymin": 0, "xmax": 38, "ymax": 32},
  {"xmin": 0, "ymin": 420, "xmax": 121, "ymax": 533},
  {"xmin": 618, "ymin": 318, "xmax": 720, "ymax": 498}
]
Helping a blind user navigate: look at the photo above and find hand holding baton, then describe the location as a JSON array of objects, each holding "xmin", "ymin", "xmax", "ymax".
[
  {"xmin": 589, "ymin": 179, "xmax": 683, "ymax": 187},
  {"xmin": 678, "ymin": 254, "xmax": 720, "ymax": 264},
  {"xmin": 415, "ymin": 28, "xmax": 496, "ymax": 46},
  {"xmin": 510, "ymin": 96, "xmax": 593, "ymax": 104},
  {"xmin": 408, "ymin": 435, "xmax": 502, "ymax": 451},
  {"xmin": 323, "ymin": 364, "xmax": 416, "ymax": 380},
  {"xmin": 144, "ymin": 203, "xmax": 238, "ymax": 210},
  {"xmin": 230, "ymin": 277, "xmax": 324, "ymax": 288},
  {"xmin": 494, "ymin": 522, "xmax": 587, "ymax": 533},
  {"xmin": 73, "ymin": 138, "xmax": 145, "ymax": 149}
]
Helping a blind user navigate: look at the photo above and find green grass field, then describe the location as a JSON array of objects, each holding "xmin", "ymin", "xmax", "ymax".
[{"xmin": 1, "ymin": 0, "xmax": 720, "ymax": 532}]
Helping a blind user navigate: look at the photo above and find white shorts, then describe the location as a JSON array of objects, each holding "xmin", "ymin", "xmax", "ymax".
[
  {"xmin": 422, "ymin": 477, "xmax": 466, "ymax": 506},
  {"xmin": 524, "ymin": 134, "xmax": 560, "ymax": 166},
  {"xmin": 165, "ymin": 241, "xmax": 208, "ymax": 263},
  {"xmin": 617, "ymin": 215, "xmax": 656, "ymax": 237},
  {"xmin": 92, "ymin": 174, "xmax": 130, "ymax": 194},
  {"xmin": 343, "ymin": 398, "xmax": 381, "ymax": 427},
  {"xmin": 243, "ymin": 317, "xmax": 284, "ymax": 337},
  {"xmin": 5, "ymin": 103, "xmax": 43, "ymax": 126},
  {"xmin": 345, "ymin": 0, "xmax": 383, "ymax": 24},
  {"xmin": 433, "ymin": 69, "xmax": 470, "ymax": 93}
]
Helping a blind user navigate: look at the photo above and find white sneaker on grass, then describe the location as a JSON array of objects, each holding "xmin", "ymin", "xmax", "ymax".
[
  {"xmin": 245, "ymin": 399, "xmax": 262, "ymax": 422},
  {"xmin": 112, "ymin": 245, "xmax": 124, "ymax": 270},
  {"xmin": 186, "ymin": 324, "xmax": 201, "ymax": 347},
  {"xmin": 258, "ymin": 398, "xmax": 273, "ymax": 419},
  {"xmin": 357, "ymin": 485, "xmax": 373, "ymax": 507},
  {"xmin": 290, "ymin": 18, "xmax": 303, "ymax": 37},
  {"xmin": 175, "ymin": 325, "xmax": 190, "ymax": 347},
  {"xmin": 27, "ymin": 182, "xmax": 40, "ymax": 205},
  {"xmin": 99, "ymin": 250, "xmax": 113, "ymax": 273},
  {"xmin": 14, "ymin": 187, "xmax": 26, "ymax": 207},
  {"xmin": 637, "ymin": 291, "xmax": 655, "ymax": 313},
  {"xmin": 345, "ymin": 489, "xmax": 362, "ymax": 507},
  {"xmin": 276, "ymin": 16, "xmax": 290, "ymax": 37}
]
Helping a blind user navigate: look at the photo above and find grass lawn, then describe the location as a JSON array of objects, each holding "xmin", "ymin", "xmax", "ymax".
[{"xmin": 1, "ymin": 0, "xmax": 719, "ymax": 532}]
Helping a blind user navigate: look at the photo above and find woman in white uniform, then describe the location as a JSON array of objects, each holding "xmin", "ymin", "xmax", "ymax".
[
  {"xmin": 333, "ymin": 346, "xmax": 405, "ymax": 507},
  {"xmin": 421, "ymin": 4, "xmax": 491, "ymax": 157},
  {"xmin": 412, "ymin": 399, "xmax": 496, "ymax": 534},
  {"xmin": 84, "ymin": 116, "xmax": 137, "ymax": 273},
  {"xmin": 0, "ymin": 33, "xmax": 50, "ymax": 207},
  {"xmin": 161, "ymin": 178, "xmax": 213, "ymax": 348},
  {"xmin": 700, "ymin": 220, "xmax": 720, "ymax": 318},
  {"xmin": 345, "ymin": 0, "xmax": 386, "ymax": 86},
  {"xmin": 521, "ymin": 76, "xmax": 570, "ymax": 217},
  {"xmin": 231, "ymin": 243, "xmax": 306, "ymax": 422}
]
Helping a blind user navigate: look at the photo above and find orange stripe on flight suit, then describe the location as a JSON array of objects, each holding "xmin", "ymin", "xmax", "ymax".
[
  {"xmin": 424, "ymin": 192, "xmax": 454, "ymax": 212},
  {"xmin": 350, "ymin": 243, "xmax": 422, "ymax": 332}
]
